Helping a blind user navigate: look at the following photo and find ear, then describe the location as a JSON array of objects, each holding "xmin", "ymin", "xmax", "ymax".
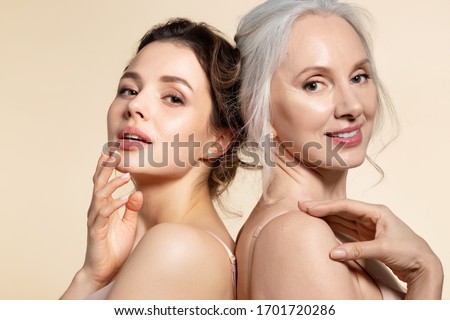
[
  {"xmin": 202, "ymin": 129, "xmax": 234, "ymax": 160},
  {"xmin": 269, "ymin": 124, "xmax": 278, "ymax": 140}
]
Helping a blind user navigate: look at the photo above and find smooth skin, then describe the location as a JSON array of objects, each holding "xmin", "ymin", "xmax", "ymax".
[{"xmin": 61, "ymin": 41, "xmax": 235, "ymax": 299}]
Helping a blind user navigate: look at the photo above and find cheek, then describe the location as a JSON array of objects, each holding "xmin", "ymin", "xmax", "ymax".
[
  {"xmin": 272, "ymin": 96, "xmax": 333, "ymax": 145},
  {"xmin": 106, "ymin": 105, "xmax": 119, "ymax": 140},
  {"xmin": 364, "ymin": 87, "xmax": 378, "ymax": 119},
  {"xmin": 169, "ymin": 106, "xmax": 212, "ymax": 139},
  {"xmin": 155, "ymin": 111, "xmax": 211, "ymax": 159},
  {"xmin": 157, "ymin": 114, "xmax": 195, "ymax": 140},
  {"xmin": 272, "ymin": 92, "xmax": 301, "ymax": 139},
  {"xmin": 361, "ymin": 95, "xmax": 377, "ymax": 144}
]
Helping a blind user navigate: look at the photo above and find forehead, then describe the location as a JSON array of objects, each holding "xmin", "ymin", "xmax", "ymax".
[
  {"xmin": 127, "ymin": 41, "xmax": 208, "ymax": 88},
  {"xmin": 285, "ymin": 14, "xmax": 367, "ymax": 66}
]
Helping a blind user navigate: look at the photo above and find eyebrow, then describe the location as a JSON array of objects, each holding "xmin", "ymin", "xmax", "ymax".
[
  {"xmin": 353, "ymin": 58, "xmax": 371, "ymax": 70},
  {"xmin": 160, "ymin": 75, "xmax": 193, "ymax": 92},
  {"xmin": 120, "ymin": 71, "xmax": 141, "ymax": 81},
  {"xmin": 295, "ymin": 58, "xmax": 371, "ymax": 78},
  {"xmin": 119, "ymin": 72, "xmax": 193, "ymax": 92}
]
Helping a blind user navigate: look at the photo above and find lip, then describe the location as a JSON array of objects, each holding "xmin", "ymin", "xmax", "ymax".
[
  {"xmin": 325, "ymin": 124, "xmax": 363, "ymax": 147},
  {"xmin": 118, "ymin": 126, "xmax": 152, "ymax": 151}
]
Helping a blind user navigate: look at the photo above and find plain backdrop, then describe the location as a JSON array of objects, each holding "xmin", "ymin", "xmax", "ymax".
[{"xmin": 1, "ymin": 0, "xmax": 449, "ymax": 299}]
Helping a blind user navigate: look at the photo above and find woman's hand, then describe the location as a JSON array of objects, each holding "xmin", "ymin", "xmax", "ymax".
[
  {"xmin": 84, "ymin": 152, "xmax": 143, "ymax": 285},
  {"xmin": 299, "ymin": 199, "xmax": 443, "ymax": 299},
  {"xmin": 61, "ymin": 152, "xmax": 142, "ymax": 299}
]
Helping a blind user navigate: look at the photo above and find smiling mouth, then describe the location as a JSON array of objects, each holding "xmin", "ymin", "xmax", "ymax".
[
  {"xmin": 121, "ymin": 133, "xmax": 152, "ymax": 144},
  {"xmin": 326, "ymin": 129, "xmax": 359, "ymax": 139}
]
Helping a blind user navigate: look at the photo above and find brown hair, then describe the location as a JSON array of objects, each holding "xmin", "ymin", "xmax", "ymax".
[{"xmin": 137, "ymin": 18, "xmax": 245, "ymax": 197}]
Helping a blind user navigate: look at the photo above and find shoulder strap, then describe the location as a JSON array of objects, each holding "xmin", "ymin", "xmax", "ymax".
[
  {"xmin": 205, "ymin": 231, "xmax": 237, "ymax": 299},
  {"xmin": 246, "ymin": 211, "xmax": 294, "ymax": 299}
]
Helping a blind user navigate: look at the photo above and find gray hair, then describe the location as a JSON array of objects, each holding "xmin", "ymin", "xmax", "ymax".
[{"xmin": 235, "ymin": 0, "xmax": 398, "ymax": 191}]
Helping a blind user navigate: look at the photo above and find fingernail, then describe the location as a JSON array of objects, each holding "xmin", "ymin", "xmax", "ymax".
[
  {"xmin": 120, "ymin": 194, "xmax": 130, "ymax": 201},
  {"xmin": 120, "ymin": 172, "xmax": 130, "ymax": 179},
  {"xmin": 330, "ymin": 248, "xmax": 347, "ymax": 260},
  {"xmin": 110, "ymin": 150, "xmax": 120, "ymax": 158},
  {"xmin": 298, "ymin": 202, "xmax": 309, "ymax": 212}
]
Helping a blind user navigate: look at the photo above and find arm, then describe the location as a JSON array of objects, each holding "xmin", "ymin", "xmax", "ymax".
[
  {"xmin": 106, "ymin": 223, "xmax": 233, "ymax": 299},
  {"xmin": 61, "ymin": 153, "xmax": 142, "ymax": 299},
  {"xmin": 299, "ymin": 199, "xmax": 444, "ymax": 300},
  {"xmin": 250, "ymin": 211, "xmax": 363, "ymax": 299}
]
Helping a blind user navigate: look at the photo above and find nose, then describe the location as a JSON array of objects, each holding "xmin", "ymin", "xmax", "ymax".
[
  {"xmin": 333, "ymin": 84, "xmax": 363, "ymax": 120},
  {"xmin": 126, "ymin": 94, "xmax": 149, "ymax": 120}
]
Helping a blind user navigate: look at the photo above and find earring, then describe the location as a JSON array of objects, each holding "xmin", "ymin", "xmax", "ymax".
[{"xmin": 270, "ymin": 131, "xmax": 275, "ymax": 140}]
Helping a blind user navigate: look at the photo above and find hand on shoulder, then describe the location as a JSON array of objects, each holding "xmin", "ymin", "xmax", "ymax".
[{"xmin": 300, "ymin": 199, "xmax": 444, "ymax": 299}]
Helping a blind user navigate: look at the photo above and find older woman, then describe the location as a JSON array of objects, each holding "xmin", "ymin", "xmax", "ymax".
[{"xmin": 235, "ymin": 0, "xmax": 443, "ymax": 299}]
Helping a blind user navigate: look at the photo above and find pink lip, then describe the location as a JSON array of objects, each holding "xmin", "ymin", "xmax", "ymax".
[
  {"xmin": 118, "ymin": 126, "xmax": 152, "ymax": 151},
  {"xmin": 326, "ymin": 125, "xmax": 363, "ymax": 147}
]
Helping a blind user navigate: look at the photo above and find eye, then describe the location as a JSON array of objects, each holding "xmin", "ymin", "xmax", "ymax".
[
  {"xmin": 119, "ymin": 88, "xmax": 139, "ymax": 96},
  {"xmin": 163, "ymin": 94, "xmax": 185, "ymax": 106},
  {"xmin": 304, "ymin": 81, "xmax": 325, "ymax": 92},
  {"xmin": 351, "ymin": 73, "xmax": 370, "ymax": 84}
]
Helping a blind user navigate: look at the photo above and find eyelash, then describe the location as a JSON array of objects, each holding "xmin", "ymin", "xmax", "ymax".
[
  {"xmin": 351, "ymin": 73, "xmax": 371, "ymax": 84},
  {"xmin": 163, "ymin": 93, "xmax": 185, "ymax": 106},
  {"xmin": 303, "ymin": 72, "xmax": 371, "ymax": 92},
  {"xmin": 304, "ymin": 81, "xmax": 322, "ymax": 92},
  {"xmin": 119, "ymin": 87, "xmax": 138, "ymax": 96},
  {"xmin": 118, "ymin": 85, "xmax": 186, "ymax": 106}
]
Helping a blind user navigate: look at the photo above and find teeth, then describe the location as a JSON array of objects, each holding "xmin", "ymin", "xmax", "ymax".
[
  {"xmin": 124, "ymin": 134, "xmax": 143, "ymax": 141},
  {"xmin": 333, "ymin": 129, "xmax": 359, "ymax": 139}
]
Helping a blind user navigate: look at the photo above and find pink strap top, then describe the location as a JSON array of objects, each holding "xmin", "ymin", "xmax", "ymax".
[
  {"xmin": 246, "ymin": 211, "xmax": 405, "ymax": 300},
  {"xmin": 85, "ymin": 230, "xmax": 236, "ymax": 300},
  {"xmin": 206, "ymin": 231, "xmax": 237, "ymax": 299}
]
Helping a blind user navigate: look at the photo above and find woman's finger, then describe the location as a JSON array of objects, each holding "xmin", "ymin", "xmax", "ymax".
[
  {"xmin": 122, "ymin": 191, "xmax": 143, "ymax": 226},
  {"xmin": 329, "ymin": 240, "xmax": 384, "ymax": 261},
  {"xmin": 93, "ymin": 153, "xmax": 112, "ymax": 182},
  {"xmin": 324, "ymin": 215, "xmax": 376, "ymax": 239},
  {"xmin": 323, "ymin": 215, "xmax": 357, "ymax": 230},
  {"xmin": 94, "ymin": 172, "xmax": 131, "ymax": 199},
  {"xmin": 299, "ymin": 199, "xmax": 383, "ymax": 224},
  {"xmin": 91, "ymin": 195, "xmax": 130, "ymax": 230},
  {"xmin": 93, "ymin": 152, "xmax": 120, "ymax": 191}
]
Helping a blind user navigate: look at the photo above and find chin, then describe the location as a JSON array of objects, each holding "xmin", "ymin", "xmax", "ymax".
[{"xmin": 340, "ymin": 154, "xmax": 366, "ymax": 169}]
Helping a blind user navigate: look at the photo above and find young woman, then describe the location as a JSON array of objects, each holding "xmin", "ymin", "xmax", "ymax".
[
  {"xmin": 61, "ymin": 18, "xmax": 243, "ymax": 299},
  {"xmin": 235, "ymin": 0, "xmax": 443, "ymax": 299}
]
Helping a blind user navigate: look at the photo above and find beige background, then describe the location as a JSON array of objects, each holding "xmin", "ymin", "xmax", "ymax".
[{"xmin": 1, "ymin": 0, "xmax": 448, "ymax": 299}]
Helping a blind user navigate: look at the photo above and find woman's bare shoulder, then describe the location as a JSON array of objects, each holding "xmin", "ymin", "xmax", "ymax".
[
  {"xmin": 250, "ymin": 210, "xmax": 361, "ymax": 299},
  {"xmin": 107, "ymin": 223, "xmax": 233, "ymax": 299},
  {"xmin": 254, "ymin": 210, "xmax": 339, "ymax": 254},
  {"xmin": 137, "ymin": 223, "xmax": 231, "ymax": 262},
  {"xmin": 247, "ymin": 209, "xmax": 332, "ymax": 238}
]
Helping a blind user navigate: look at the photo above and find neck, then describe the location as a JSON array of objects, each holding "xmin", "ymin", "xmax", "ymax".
[
  {"xmin": 264, "ymin": 148, "xmax": 348, "ymax": 211},
  {"xmin": 132, "ymin": 170, "xmax": 214, "ymax": 230}
]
